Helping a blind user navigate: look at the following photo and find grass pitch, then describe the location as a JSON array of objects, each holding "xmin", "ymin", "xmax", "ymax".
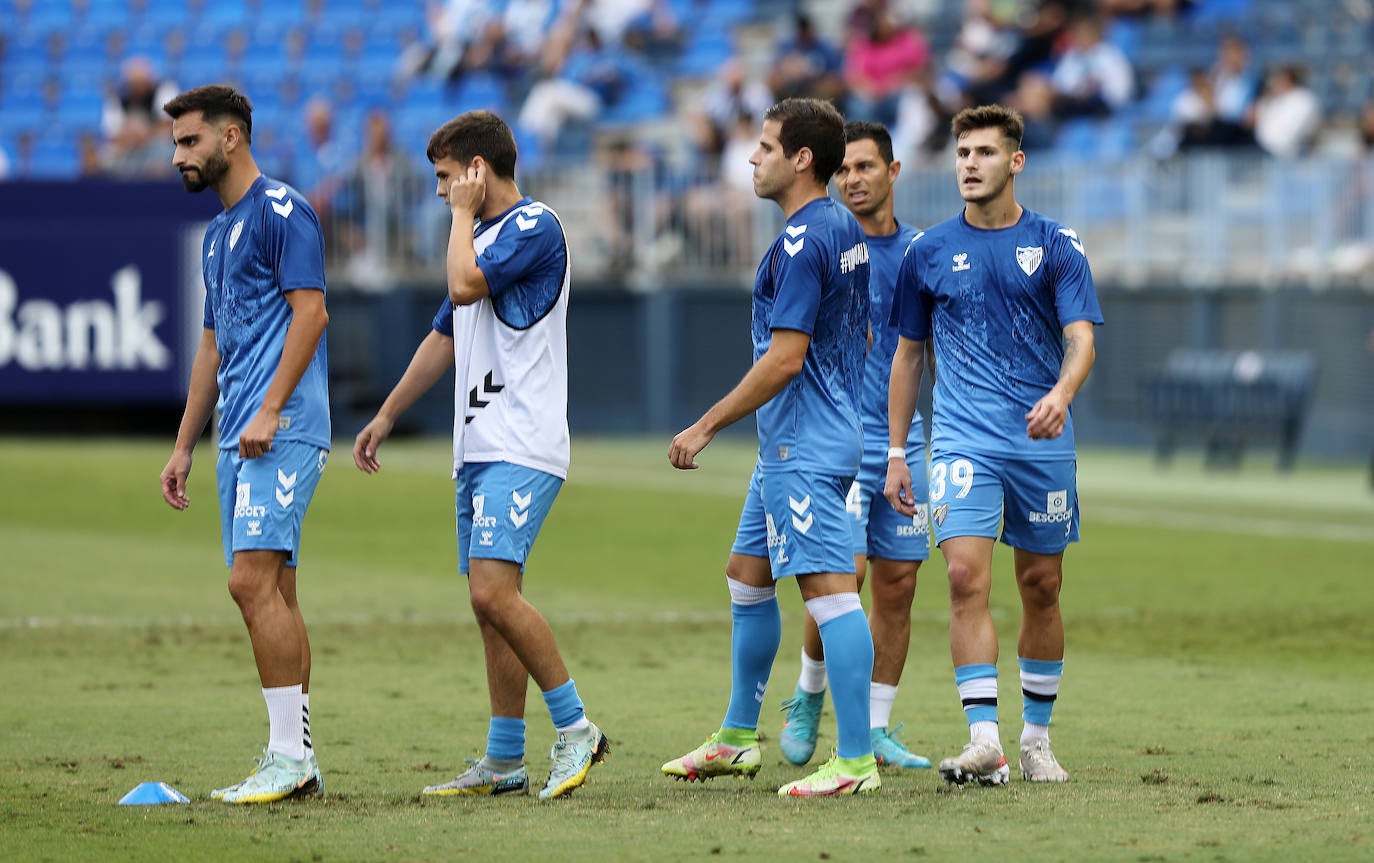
[{"xmin": 1, "ymin": 436, "xmax": 1371, "ymax": 862}]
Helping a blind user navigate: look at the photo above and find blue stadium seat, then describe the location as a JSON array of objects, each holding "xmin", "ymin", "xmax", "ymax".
[
  {"xmin": 453, "ymin": 73, "xmax": 509, "ymax": 113},
  {"xmin": 1192, "ymin": 0, "xmax": 1251, "ymax": 21},
  {"xmin": 675, "ymin": 31, "xmax": 734, "ymax": 78}
]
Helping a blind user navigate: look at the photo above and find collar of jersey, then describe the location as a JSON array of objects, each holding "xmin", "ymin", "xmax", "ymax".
[{"xmin": 476, "ymin": 196, "xmax": 534, "ymax": 234}]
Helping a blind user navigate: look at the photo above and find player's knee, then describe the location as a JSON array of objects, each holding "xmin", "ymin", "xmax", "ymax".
[
  {"xmin": 945, "ymin": 559, "xmax": 988, "ymax": 607},
  {"xmin": 1017, "ymin": 565, "xmax": 1063, "ymax": 609},
  {"xmin": 227, "ymin": 568, "xmax": 277, "ymax": 612},
  {"xmin": 870, "ymin": 566, "xmax": 917, "ymax": 610}
]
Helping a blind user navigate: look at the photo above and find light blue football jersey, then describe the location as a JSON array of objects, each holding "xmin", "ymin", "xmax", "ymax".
[
  {"xmin": 890, "ymin": 208, "xmax": 1103, "ymax": 459},
  {"xmin": 752, "ymin": 196, "xmax": 870, "ymax": 477},
  {"xmin": 201, "ymin": 175, "xmax": 330, "ymax": 451},
  {"xmin": 862, "ymin": 221, "xmax": 924, "ymax": 448}
]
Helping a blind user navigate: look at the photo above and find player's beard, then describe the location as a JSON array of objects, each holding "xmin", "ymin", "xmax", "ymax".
[
  {"xmin": 961, "ymin": 169, "xmax": 1011, "ymax": 205},
  {"xmin": 180, "ymin": 147, "xmax": 230, "ymax": 193}
]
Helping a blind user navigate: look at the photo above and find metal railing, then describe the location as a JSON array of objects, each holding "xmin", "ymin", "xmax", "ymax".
[{"xmin": 319, "ymin": 153, "xmax": 1374, "ymax": 291}]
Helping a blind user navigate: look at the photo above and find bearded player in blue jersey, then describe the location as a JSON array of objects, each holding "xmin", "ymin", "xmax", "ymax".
[
  {"xmin": 158, "ymin": 85, "xmax": 330, "ymax": 804},
  {"xmin": 353, "ymin": 111, "xmax": 606, "ymax": 801},
  {"xmin": 886, "ymin": 104, "xmax": 1103, "ymax": 786},
  {"xmin": 777, "ymin": 121, "xmax": 933, "ymax": 772},
  {"xmin": 661, "ymin": 98, "xmax": 879, "ymax": 797}
]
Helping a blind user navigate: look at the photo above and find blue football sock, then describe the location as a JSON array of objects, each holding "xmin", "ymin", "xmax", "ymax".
[
  {"xmin": 721, "ymin": 598, "xmax": 781, "ymax": 731},
  {"xmin": 540, "ymin": 679, "xmax": 585, "ymax": 730},
  {"xmin": 955, "ymin": 663, "xmax": 999, "ymax": 726},
  {"xmin": 485, "ymin": 716, "xmax": 526, "ymax": 762},
  {"xmin": 817, "ymin": 608, "xmax": 874, "ymax": 759},
  {"xmin": 1019, "ymin": 657, "xmax": 1063, "ymax": 728}
]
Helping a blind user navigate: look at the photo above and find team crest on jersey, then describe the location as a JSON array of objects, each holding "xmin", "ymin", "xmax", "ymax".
[
  {"xmin": 229, "ymin": 220, "xmax": 244, "ymax": 251},
  {"xmin": 1016, "ymin": 245, "xmax": 1043, "ymax": 276},
  {"xmin": 932, "ymin": 503, "xmax": 948, "ymax": 527}
]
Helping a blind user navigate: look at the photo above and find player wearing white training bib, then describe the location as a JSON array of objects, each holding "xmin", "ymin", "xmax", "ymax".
[
  {"xmin": 353, "ymin": 111, "xmax": 606, "ymax": 802},
  {"xmin": 886, "ymin": 104, "xmax": 1103, "ymax": 788}
]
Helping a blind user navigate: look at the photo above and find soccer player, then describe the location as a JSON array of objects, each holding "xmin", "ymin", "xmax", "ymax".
[
  {"xmin": 661, "ymin": 98, "xmax": 879, "ymax": 797},
  {"xmin": 158, "ymin": 85, "xmax": 330, "ymax": 804},
  {"xmin": 885, "ymin": 104, "xmax": 1103, "ymax": 785},
  {"xmin": 778, "ymin": 121, "xmax": 932, "ymax": 771},
  {"xmin": 352, "ymin": 110, "xmax": 607, "ymax": 800}
]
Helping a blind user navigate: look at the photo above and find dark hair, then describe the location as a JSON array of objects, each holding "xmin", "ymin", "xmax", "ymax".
[
  {"xmin": 764, "ymin": 97, "xmax": 845, "ymax": 183},
  {"xmin": 950, "ymin": 104, "xmax": 1024, "ymax": 151},
  {"xmin": 162, "ymin": 84, "xmax": 253, "ymax": 143},
  {"xmin": 844, "ymin": 120, "xmax": 895, "ymax": 165},
  {"xmin": 426, "ymin": 110, "xmax": 517, "ymax": 180}
]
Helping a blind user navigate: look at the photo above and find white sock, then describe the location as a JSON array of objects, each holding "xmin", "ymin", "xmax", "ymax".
[
  {"xmin": 1021, "ymin": 722, "xmax": 1050, "ymax": 746},
  {"xmin": 970, "ymin": 720, "xmax": 1000, "ymax": 746},
  {"xmin": 870, "ymin": 682, "xmax": 897, "ymax": 729},
  {"xmin": 797, "ymin": 648, "xmax": 827, "ymax": 695},
  {"xmin": 302, "ymin": 692, "xmax": 313, "ymax": 755},
  {"xmin": 263, "ymin": 684, "xmax": 306, "ymax": 761}
]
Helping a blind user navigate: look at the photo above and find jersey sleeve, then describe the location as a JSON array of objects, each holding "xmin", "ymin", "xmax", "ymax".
[
  {"xmin": 1048, "ymin": 224, "xmax": 1104, "ymax": 327},
  {"xmin": 202, "ymin": 290, "xmax": 215, "ymax": 330},
  {"xmin": 431, "ymin": 296, "xmax": 455, "ymax": 336},
  {"xmin": 890, "ymin": 232, "xmax": 932, "ymax": 340},
  {"xmin": 767, "ymin": 230, "xmax": 827, "ymax": 335},
  {"xmin": 265, "ymin": 194, "xmax": 327, "ymax": 294},
  {"xmin": 476, "ymin": 208, "xmax": 566, "ymax": 298}
]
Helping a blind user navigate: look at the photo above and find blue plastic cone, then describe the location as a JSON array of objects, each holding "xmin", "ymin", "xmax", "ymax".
[{"xmin": 118, "ymin": 781, "xmax": 190, "ymax": 805}]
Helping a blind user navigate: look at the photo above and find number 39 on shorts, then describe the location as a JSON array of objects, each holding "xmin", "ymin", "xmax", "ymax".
[{"xmin": 929, "ymin": 458, "xmax": 974, "ymax": 501}]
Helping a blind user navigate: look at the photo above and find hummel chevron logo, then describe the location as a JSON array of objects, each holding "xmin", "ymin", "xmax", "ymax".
[
  {"xmin": 788, "ymin": 495, "xmax": 811, "ymax": 514},
  {"xmin": 277, "ymin": 469, "xmax": 298, "ymax": 490},
  {"xmin": 510, "ymin": 490, "xmax": 531, "ymax": 527},
  {"xmin": 515, "ymin": 213, "xmax": 538, "ymax": 231},
  {"xmin": 783, "ymin": 237, "xmax": 805, "ymax": 257},
  {"xmin": 265, "ymin": 186, "xmax": 288, "ymax": 200},
  {"xmin": 464, "ymin": 370, "xmax": 505, "ymax": 424},
  {"xmin": 789, "ymin": 495, "xmax": 813, "ymax": 534},
  {"xmin": 271, "ymin": 198, "xmax": 294, "ymax": 219},
  {"xmin": 785, "ymin": 224, "xmax": 807, "ymax": 238},
  {"xmin": 276, "ymin": 488, "xmax": 295, "ymax": 508},
  {"xmin": 1057, "ymin": 226, "xmax": 1085, "ymax": 255}
]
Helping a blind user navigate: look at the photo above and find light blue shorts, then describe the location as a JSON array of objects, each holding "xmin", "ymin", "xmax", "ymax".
[
  {"xmin": 731, "ymin": 466, "xmax": 854, "ymax": 579},
  {"xmin": 849, "ymin": 442, "xmax": 931, "ymax": 561},
  {"xmin": 216, "ymin": 442, "xmax": 329, "ymax": 568},
  {"xmin": 456, "ymin": 461, "xmax": 563, "ymax": 574},
  {"xmin": 927, "ymin": 450, "xmax": 1080, "ymax": 554}
]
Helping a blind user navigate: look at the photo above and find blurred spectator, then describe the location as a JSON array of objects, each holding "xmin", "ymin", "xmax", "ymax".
[
  {"xmin": 940, "ymin": 0, "xmax": 1021, "ymax": 109},
  {"xmin": 100, "ymin": 56, "xmax": 179, "ymax": 178},
  {"xmin": 1049, "ymin": 14, "xmax": 1135, "ymax": 118},
  {"xmin": 1210, "ymin": 34, "xmax": 1259, "ymax": 130},
  {"xmin": 767, "ymin": 13, "xmax": 845, "ymax": 103},
  {"xmin": 338, "ymin": 112, "xmax": 421, "ymax": 291},
  {"xmin": 682, "ymin": 112, "xmax": 757, "ymax": 267},
  {"xmin": 622, "ymin": 0, "xmax": 685, "ymax": 58},
  {"xmin": 843, "ymin": 5, "xmax": 930, "ymax": 128},
  {"xmin": 996, "ymin": 0, "xmax": 1074, "ymax": 98},
  {"xmin": 579, "ymin": 0, "xmax": 653, "ymax": 47},
  {"xmin": 1152, "ymin": 66, "xmax": 1255, "ymax": 157},
  {"xmin": 1361, "ymin": 100, "xmax": 1374, "ymax": 154},
  {"xmin": 1252, "ymin": 65, "xmax": 1322, "ymax": 158},
  {"xmin": 1008, "ymin": 71, "xmax": 1060, "ymax": 152},
  {"xmin": 692, "ymin": 58, "xmax": 773, "ymax": 167},
  {"xmin": 1098, "ymin": 0, "xmax": 1195, "ymax": 16},
  {"xmin": 398, "ymin": 0, "xmax": 494, "ymax": 83},
  {"xmin": 294, "ymin": 97, "xmax": 349, "ymax": 219},
  {"xmin": 891, "ymin": 82, "xmax": 945, "ymax": 165},
  {"xmin": 467, "ymin": 0, "xmax": 559, "ymax": 100},
  {"xmin": 517, "ymin": 26, "xmax": 634, "ymax": 150}
]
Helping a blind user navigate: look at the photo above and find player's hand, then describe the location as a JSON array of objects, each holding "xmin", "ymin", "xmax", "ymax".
[
  {"xmin": 447, "ymin": 161, "xmax": 486, "ymax": 215},
  {"xmin": 160, "ymin": 450, "xmax": 193, "ymax": 510},
  {"xmin": 884, "ymin": 460, "xmax": 917, "ymax": 517},
  {"xmin": 669, "ymin": 422, "xmax": 715, "ymax": 470},
  {"xmin": 1025, "ymin": 389, "xmax": 1071, "ymax": 440},
  {"xmin": 353, "ymin": 415, "xmax": 395, "ymax": 474},
  {"xmin": 238, "ymin": 408, "xmax": 279, "ymax": 459}
]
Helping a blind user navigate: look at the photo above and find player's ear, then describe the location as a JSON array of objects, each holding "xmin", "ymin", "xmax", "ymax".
[
  {"xmin": 888, "ymin": 159, "xmax": 902, "ymax": 182},
  {"xmin": 794, "ymin": 146, "xmax": 813, "ymax": 175},
  {"xmin": 1009, "ymin": 148, "xmax": 1026, "ymax": 175}
]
